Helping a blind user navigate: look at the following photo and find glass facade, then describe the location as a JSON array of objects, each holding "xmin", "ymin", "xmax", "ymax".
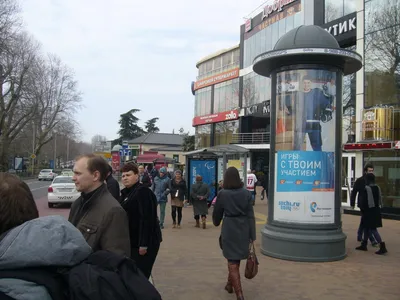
[
  {"xmin": 214, "ymin": 120, "xmax": 239, "ymax": 146},
  {"xmin": 364, "ymin": 0, "xmax": 400, "ymax": 108},
  {"xmin": 364, "ymin": 151, "xmax": 400, "ymax": 209},
  {"xmin": 241, "ymin": 7, "xmax": 304, "ymax": 109},
  {"xmin": 197, "ymin": 48, "xmax": 240, "ymax": 80},
  {"xmin": 195, "ymin": 124, "xmax": 212, "ymax": 149},
  {"xmin": 214, "ymin": 78, "xmax": 239, "ymax": 113},
  {"xmin": 325, "ymin": 0, "xmax": 356, "ymax": 23},
  {"xmin": 194, "ymin": 87, "xmax": 212, "ymax": 117}
]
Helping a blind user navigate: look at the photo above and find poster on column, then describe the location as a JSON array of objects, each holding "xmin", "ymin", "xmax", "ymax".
[{"xmin": 274, "ymin": 69, "xmax": 336, "ymax": 224}]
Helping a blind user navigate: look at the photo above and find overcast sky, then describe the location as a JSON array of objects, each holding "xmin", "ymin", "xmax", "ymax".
[{"xmin": 21, "ymin": 0, "xmax": 265, "ymax": 142}]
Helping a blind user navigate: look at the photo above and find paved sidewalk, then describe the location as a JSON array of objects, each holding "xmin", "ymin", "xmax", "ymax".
[{"xmin": 152, "ymin": 196, "xmax": 400, "ymax": 300}]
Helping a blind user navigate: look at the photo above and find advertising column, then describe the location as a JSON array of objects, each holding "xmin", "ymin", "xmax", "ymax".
[{"xmin": 274, "ymin": 69, "xmax": 336, "ymax": 224}]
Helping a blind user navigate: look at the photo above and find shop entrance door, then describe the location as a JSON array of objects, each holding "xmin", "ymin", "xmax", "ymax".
[{"xmin": 341, "ymin": 153, "xmax": 356, "ymax": 206}]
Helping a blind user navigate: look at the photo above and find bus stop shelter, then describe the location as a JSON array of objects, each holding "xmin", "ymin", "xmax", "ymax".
[{"xmin": 184, "ymin": 144, "xmax": 250, "ymax": 202}]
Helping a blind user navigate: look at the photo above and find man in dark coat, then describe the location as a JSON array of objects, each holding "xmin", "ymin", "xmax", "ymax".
[
  {"xmin": 350, "ymin": 163, "xmax": 377, "ymax": 245},
  {"xmin": 69, "ymin": 154, "xmax": 130, "ymax": 256},
  {"xmin": 106, "ymin": 164, "xmax": 120, "ymax": 201},
  {"xmin": 138, "ymin": 165, "xmax": 152, "ymax": 188}
]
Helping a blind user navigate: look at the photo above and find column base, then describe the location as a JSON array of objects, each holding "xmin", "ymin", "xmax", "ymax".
[{"xmin": 260, "ymin": 223, "xmax": 347, "ymax": 262}]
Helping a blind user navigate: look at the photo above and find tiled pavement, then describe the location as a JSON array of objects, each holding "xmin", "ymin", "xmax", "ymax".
[{"xmin": 152, "ymin": 191, "xmax": 400, "ymax": 300}]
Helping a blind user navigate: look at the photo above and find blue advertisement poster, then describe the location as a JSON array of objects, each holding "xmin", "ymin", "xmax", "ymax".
[
  {"xmin": 189, "ymin": 159, "xmax": 216, "ymax": 201},
  {"xmin": 277, "ymin": 151, "xmax": 334, "ymax": 192}
]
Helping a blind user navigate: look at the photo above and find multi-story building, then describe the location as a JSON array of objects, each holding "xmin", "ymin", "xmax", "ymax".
[
  {"xmin": 315, "ymin": 0, "xmax": 400, "ymax": 218},
  {"xmin": 191, "ymin": 0, "xmax": 400, "ymax": 217},
  {"xmin": 192, "ymin": 45, "xmax": 240, "ymax": 149}
]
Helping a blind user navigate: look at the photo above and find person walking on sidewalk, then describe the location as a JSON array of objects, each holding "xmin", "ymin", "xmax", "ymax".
[
  {"xmin": 190, "ymin": 175, "xmax": 210, "ymax": 229},
  {"xmin": 355, "ymin": 173, "xmax": 388, "ymax": 255},
  {"xmin": 138, "ymin": 164, "xmax": 152, "ymax": 188},
  {"xmin": 213, "ymin": 167, "xmax": 256, "ymax": 300},
  {"xmin": 69, "ymin": 154, "xmax": 130, "ymax": 256},
  {"xmin": 152, "ymin": 167, "xmax": 170, "ymax": 229},
  {"xmin": 246, "ymin": 169, "xmax": 257, "ymax": 206},
  {"xmin": 120, "ymin": 163, "xmax": 162, "ymax": 279},
  {"xmin": 351, "ymin": 163, "xmax": 378, "ymax": 246},
  {"xmin": 169, "ymin": 170, "xmax": 187, "ymax": 228}
]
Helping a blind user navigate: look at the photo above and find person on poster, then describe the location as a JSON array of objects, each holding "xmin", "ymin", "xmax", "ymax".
[{"xmin": 287, "ymin": 75, "xmax": 334, "ymax": 151}]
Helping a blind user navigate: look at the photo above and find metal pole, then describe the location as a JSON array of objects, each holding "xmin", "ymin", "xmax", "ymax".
[
  {"xmin": 66, "ymin": 137, "xmax": 69, "ymax": 163},
  {"xmin": 54, "ymin": 132, "xmax": 57, "ymax": 169},
  {"xmin": 32, "ymin": 122, "xmax": 35, "ymax": 175}
]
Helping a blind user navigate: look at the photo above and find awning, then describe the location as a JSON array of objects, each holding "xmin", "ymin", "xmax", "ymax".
[{"xmin": 136, "ymin": 154, "xmax": 166, "ymax": 163}]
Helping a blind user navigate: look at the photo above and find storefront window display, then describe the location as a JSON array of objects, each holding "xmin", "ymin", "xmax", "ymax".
[
  {"xmin": 213, "ymin": 78, "xmax": 239, "ymax": 113},
  {"xmin": 214, "ymin": 120, "xmax": 239, "ymax": 146},
  {"xmin": 364, "ymin": 151, "xmax": 400, "ymax": 209},
  {"xmin": 195, "ymin": 124, "xmax": 212, "ymax": 149},
  {"xmin": 194, "ymin": 87, "xmax": 212, "ymax": 117},
  {"xmin": 364, "ymin": 0, "xmax": 400, "ymax": 108},
  {"xmin": 325, "ymin": 0, "xmax": 356, "ymax": 23}
]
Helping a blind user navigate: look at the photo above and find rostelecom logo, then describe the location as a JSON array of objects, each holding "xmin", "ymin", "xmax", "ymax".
[{"xmin": 310, "ymin": 202, "xmax": 317, "ymax": 213}]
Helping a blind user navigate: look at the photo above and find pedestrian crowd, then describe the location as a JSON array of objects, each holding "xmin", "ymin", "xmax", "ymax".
[{"xmin": 0, "ymin": 154, "xmax": 388, "ymax": 300}]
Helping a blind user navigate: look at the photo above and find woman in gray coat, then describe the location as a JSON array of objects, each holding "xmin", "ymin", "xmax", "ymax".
[
  {"xmin": 213, "ymin": 167, "xmax": 256, "ymax": 300},
  {"xmin": 190, "ymin": 175, "xmax": 210, "ymax": 229}
]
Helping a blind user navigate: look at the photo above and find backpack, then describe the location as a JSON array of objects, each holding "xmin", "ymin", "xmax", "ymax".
[
  {"xmin": 68, "ymin": 250, "xmax": 162, "ymax": 300},
  {"xmin": 0, "ymin": 251, "xmax": 162, "ymax": 300}
]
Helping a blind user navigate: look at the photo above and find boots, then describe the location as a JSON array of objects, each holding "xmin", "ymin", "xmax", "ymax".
[
  {"xmin": 224, "ymin": 268, "xmax": 233, "ymax": 294},
  {"xmin": 195, "ymin": 219, "xmax": 200, "ymax": 228},
  {"xmin": 201, "ymin": 216, "xmax": 206, "ymax": 229},
  {"xmin": 356, "ymin": 241, "xmax": 368, "ymax": 251},
  {"xmin": 172, "ymin": 222, "xmax": 176, "ymax": 229},
  {"xmin": 375, "ymin": 242, "xmax": 388, "ymax": 255},
  {"xmin": 228, "ymin": 262, "xmax": 244, "ymax": 300}
]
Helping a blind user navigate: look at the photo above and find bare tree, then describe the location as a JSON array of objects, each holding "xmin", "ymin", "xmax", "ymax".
[
  {"xmin": 0, "ymin": 32, "xmax": 40, "ymax": 171},
  {"xmin": 91, "ymin": 134, "xmax": 107, "ymax": 151},
  {"xmin": 0, "ymin": 0, "xmax": 21, "ymax": 53},
  {"xmin": 30, "ymin": 54, "xmax": 82, "ymax": 157}
]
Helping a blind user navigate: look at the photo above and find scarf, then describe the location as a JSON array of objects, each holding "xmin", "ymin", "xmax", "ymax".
[{"xmin": 365, "ymin": 184, "xmax": 382, "ymax": 208}]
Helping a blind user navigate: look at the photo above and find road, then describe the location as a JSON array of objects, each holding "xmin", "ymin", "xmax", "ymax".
[{"xmin": 25, "ymin": 179, "xmax": 70, "ymax": 219}]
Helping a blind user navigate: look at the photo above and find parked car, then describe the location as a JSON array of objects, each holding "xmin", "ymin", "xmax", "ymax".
[
  {"xmin": 47, "ymin": 176, "xmax": 80, "ymax": 208},
  {"xmin": 38, "ymin": 169, "xmax": 57, "ymax": 181}
]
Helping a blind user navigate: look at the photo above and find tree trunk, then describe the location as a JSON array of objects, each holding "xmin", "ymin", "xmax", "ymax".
[{"xmin": 0, "ymin": 135, "xmax": 10, "ymax": 171}]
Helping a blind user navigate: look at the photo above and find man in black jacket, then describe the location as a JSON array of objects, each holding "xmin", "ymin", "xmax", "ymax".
[
  {"xmin": 350, "ymin": 163, "xmax": 378, "ymax": 245},
  {"xmin": 138, "ymin": 165, "xmax": 152, "ymax": 188},
  {"xmin": 106, "ymin": 164, "xmax": 120, "ymax": 201}
]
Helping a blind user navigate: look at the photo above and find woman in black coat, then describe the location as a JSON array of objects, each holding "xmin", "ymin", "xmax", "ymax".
[
  {"xmin": 213, "ymin": 167, "xmax": 256, "ymax": 300},
  {"xmin": 355, "ymin": 173, "xmax": 387, "ymax": 255},
  {"xmin": 169, "ymin": 170, "xmax": 187, "ymax": 228}
]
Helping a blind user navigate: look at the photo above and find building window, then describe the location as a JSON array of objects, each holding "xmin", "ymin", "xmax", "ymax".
[
  {"xmin": 214, "ymin": 78, "xmax": 239, "ymax": 113},
  {"xmin": 195, "ymin": 124, "xmax": 212, "ymax": 149},
  {"xmin": 214, "ymin": 120, "xmax": 239, "ymax": 146},
  {"xmin": 364, "ymin": 151, "xmax": 400, "ymax": 210},
  {"xmin": 194, "ymin": 87, "xmax": 212, "ymax": 117},
  {"xmin": 325, "ymin": 0, "xmax": 356, "ymax": 23},
  {"xmin": 364, "ymin": 0, "xmax": 400, "ymax": 108}
]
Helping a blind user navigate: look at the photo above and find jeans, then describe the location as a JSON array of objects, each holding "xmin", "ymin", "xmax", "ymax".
[
  {"xmin": 357, "ymin": 218, "xmax": 377, "ymax": 243},
  {"xmin": 171, "ymin": 206, "xmax": 182, "ymax": 225},
  {"xmin": 362, "ymin": 228, "xmax": 382, "ymax": 244},
  {"xmin": 158, "ymin": 202, "xmax": 166, "ymax": 226}
]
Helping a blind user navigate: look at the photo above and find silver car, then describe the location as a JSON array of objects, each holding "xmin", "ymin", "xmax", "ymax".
[
  {"xmin": 38, "ymin": 169, "xmax": 56, "ymax": 181},
  {"xmin": 47, "ymin": 176, "xmax": 80, "ymax": 208}
]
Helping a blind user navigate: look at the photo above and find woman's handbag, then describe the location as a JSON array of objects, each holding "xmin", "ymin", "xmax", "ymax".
[{"xmin": 244, "ymin": 242, "xmax": 259, "ymax": 279}]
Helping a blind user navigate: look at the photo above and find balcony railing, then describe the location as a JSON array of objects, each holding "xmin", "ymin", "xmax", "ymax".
[{"xmin": 231, "ymin": 132, "xmax": 271, "ymax": 144}]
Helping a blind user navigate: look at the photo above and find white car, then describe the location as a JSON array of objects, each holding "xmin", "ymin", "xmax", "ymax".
[
  {"xmin": 47, "ymin": 176, "xmax": 80, "ymax": 208},
  {"xmin": 38, "ymin": 169, "xmax": 56, "ymax": 181}
]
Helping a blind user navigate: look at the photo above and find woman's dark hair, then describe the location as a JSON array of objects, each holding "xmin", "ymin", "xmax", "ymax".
[
  {"xmin": 365, "ymin": 173, "xmax": 376, "ymax": 185},
  {"xmin": 120, "ymin": 162, "xmax": 139, "ymax": 174},
  {"xmin": 223, "ymin": 167, "xmax": 242, "ymax": 190},
  {"xmin": 0, "ymin": 173, "xmax": 39, "ymax": 235}
]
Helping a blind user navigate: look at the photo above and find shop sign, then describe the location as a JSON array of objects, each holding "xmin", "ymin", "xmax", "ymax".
[
  {"xmin": 194, "ymin": 68, "xmax": 239, "ymax": 91},
  {"xmin": 192, "ymin": 109, "xmax": 239, "ymax": 126},
  {"xmin": 244, "ymin": 100, "xmax": 271, "ymax": 117},
  {"xmin": 325, "ymin": 16, "xmax": 356, "ymax": 37},
  {"xmin": 262, "ymin": 0, "xmax": 298, "ymax": 20}
]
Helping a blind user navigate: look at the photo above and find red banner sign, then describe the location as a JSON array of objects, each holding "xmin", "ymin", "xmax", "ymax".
[
  {"xmin": 194, "ymin": 68, "xmax": 239, "ymax": 91},
  {"xmin": 111, "ymin": 152, "xmax": 120, "ymax": 173},
  {"xmin": 192, "ymin": 109, "xmax": 239, "ymax": 126}
]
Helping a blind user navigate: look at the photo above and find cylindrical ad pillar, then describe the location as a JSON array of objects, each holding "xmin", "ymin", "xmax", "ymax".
[{"xmin": 252, "ymin": 25, "xmax": 363, "ymax": 262}]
